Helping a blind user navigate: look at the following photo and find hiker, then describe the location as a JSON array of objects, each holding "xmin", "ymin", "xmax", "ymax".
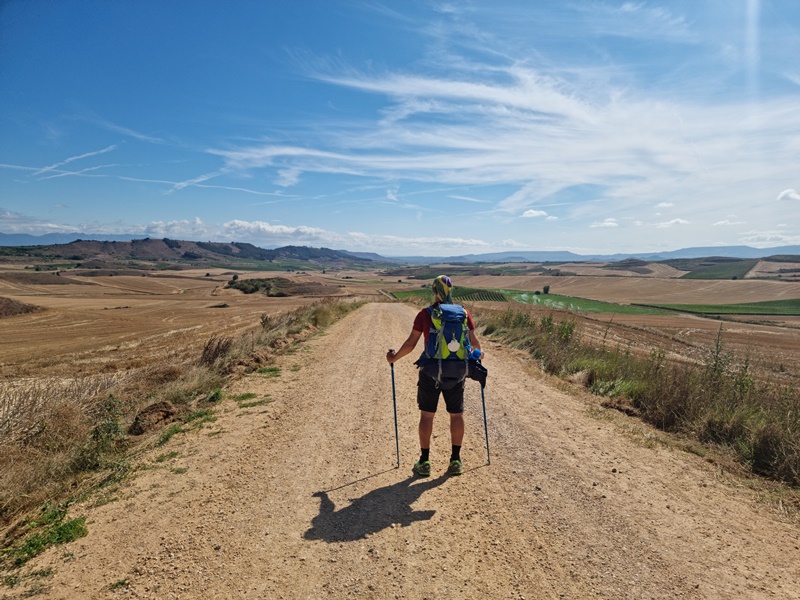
[{"xmin": 386, "ymin": 275, "xmax": 482, "ymax": 477}]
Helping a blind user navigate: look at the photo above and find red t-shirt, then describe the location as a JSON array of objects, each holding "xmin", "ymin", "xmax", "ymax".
[{"xmin": 413, "ymin": 305, "xmax": 476, "ymax": 346}]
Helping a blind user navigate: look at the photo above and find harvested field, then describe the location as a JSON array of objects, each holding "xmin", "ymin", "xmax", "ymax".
[
  {"xmin": 0, "ymin": 272, "xmax": 92, "ymax": 285},
  {"xmin": 0, "ymin": 269, "xmax": 379, "ymax": 379},
  {"xmin": 746, "ymin": 260, "xmax": 800, "ymax": 279},
  {"xmin": 457, "ymin": 274, "xmax": 800, "ymax": 304},
  {"xmin": 469, "ymin": 301, "xmax": 800, "ymax": 382},
  {"xmin": 546, "ymin": 262, "xmax": 687, "ymax": 278}
]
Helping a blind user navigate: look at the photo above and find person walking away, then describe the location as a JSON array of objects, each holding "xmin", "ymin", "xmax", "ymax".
[{"xmin": 386, "ymin": 275, "xmax": 482, "ymax": 476}]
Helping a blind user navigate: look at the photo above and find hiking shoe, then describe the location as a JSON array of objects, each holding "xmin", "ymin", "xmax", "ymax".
[
  {"xmin": 412, "ymin": 460, "xmax": 431, "ymax": 477},
  {"xmin": 447, "ymin": 459, "xmax": 464, "ymax": 476}
]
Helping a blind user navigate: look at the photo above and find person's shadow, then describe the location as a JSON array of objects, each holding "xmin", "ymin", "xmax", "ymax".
[{"xmin": 304, "ymin": 474, "xmax": 448, "ymax": 542}]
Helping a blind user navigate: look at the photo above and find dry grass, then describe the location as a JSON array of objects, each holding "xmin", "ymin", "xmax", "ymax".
[{"xmin": 0, "ymin": 298, "xmax": 363, "ymax": 542}]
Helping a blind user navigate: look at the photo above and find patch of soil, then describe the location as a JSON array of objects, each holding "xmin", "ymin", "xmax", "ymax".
[{"xmin": 128, "ymin": 401, "xmax": 178, "ymax": 436}]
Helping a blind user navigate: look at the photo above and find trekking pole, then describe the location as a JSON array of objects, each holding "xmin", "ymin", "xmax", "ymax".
[
  {"xmin": 390, "ymin": 355, "xmax": 400, "ymax": 467},
  {"xmin": 480, "ymin": 384, "xmax": 491, "ymax": 465}
]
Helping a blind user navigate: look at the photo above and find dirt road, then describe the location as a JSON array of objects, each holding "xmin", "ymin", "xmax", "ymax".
[{"xmin": 17, "ymin": 303, "xmax": 799, "ymax": 599}]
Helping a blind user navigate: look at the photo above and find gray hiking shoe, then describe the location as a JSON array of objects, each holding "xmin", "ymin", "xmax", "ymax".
[
  {"xmin": 412, "ymin": 460, "xmax": 431, "ymax": 477},
  {"xmin": 447, "ymin": 459, "xmax": 463, "ymax": 476}
]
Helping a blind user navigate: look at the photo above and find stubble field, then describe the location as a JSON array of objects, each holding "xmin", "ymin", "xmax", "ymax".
[{"xmin": 3, "ymin": 268, "xmax": 800, "ymax": 381}]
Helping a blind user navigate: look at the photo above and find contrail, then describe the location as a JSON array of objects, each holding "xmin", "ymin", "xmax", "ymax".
[{"xmin": 33, "ymin": 144, "xmax": 118, "ymax": 176}]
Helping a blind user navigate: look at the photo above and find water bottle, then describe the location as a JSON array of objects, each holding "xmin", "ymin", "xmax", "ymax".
[{"xmin": 469, "ymin": 348, "xmax": 483, "ymax": 361}]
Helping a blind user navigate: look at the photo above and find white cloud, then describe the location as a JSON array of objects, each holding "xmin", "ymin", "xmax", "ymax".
[
  {"xmin": 223, "ymin": 219, "xmax": 339, "ymax": 244},
  {"xmin": 545, "ymin": 215, "xmax": 558, "ymax": 221},
  {"xmin": 713, "ymin": 219, "xmax": 746, "ymax": 226},
  {"xmin": 777, "ymin": 189, "xmax": 800, "ymax": 202},
  {"xmin": 738, "ymin": 229, "xmax": 800, "ymax": 246},
  {"xmin": 142, "ymin": 217, "xmax": 209, "ymax": 237},
  {"xmin": 591, "ymin": 218, "xmax": 618, "ymax": 228},
  {"xmin": 522, "ymin": 209, "xmax": 548, "ymax": 218},
  {"xmin": 657, "ymin": 218, "xmax": 690, "ymax": 228},
  {"xmin": 386, "ymin": 188, "xmax": 399, "ymax": 201},
  {"xmin": 0, "ymin": 208, "xmax": 75, "ymax": 234},
  {"xmin": 275, "ymin": 168, "xmax": 302, "ymax": 187},
  {"xmin": 220, "ymin": 219, "xmax": 493, "ymax": 253},
  {"xmin": 657, "ymin": 202, "xmax": 674, "ymax": 208}
]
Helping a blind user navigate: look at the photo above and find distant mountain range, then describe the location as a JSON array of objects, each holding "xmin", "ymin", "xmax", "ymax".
[
  {"xmin": 344, "ymin": 246, "xmax": 800, "ymax": 263},
  {"xmin": 2, "ymin": 232, "xmax": 799, "ymax": 263}
]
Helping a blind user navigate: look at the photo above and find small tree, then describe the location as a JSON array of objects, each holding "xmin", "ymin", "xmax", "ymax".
[{"xmin": 543, "ymin": 285, "xmax": 550, "ymax": 294}]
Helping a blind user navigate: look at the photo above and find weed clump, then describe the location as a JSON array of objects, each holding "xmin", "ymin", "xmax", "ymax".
[{"xmin": 478, "ymin": 307, "xmax": 800, "ymax": 485}]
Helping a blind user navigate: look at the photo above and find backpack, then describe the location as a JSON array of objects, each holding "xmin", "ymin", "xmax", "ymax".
[{"xmin": 416, "ymin": 303, "xmax": 472, "ymax": 388}]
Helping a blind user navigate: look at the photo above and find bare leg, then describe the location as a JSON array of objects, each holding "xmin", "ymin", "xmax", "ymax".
[
  {"xmin": 449, "ymin": 413, "xmax": 464, "ymax": 447},
  {"xmin": 419, "ymin": 411, "xmax": 435, "ymax": 449}
]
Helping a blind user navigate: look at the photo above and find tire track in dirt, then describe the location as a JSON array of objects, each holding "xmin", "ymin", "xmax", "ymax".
[{"xmin": 16, "ymin": 303, "xmax": 799, "ymax": 599}]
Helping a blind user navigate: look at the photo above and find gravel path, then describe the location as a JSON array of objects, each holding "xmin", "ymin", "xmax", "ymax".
[{"xmin": 17, "ymin": 303, "xmax": 800, "ymax": 599}]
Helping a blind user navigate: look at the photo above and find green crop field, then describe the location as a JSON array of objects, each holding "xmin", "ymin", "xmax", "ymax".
[
  {"xmin": 640, "ymin": 298, "xmax": 800, "ymax": 315},
  {"xmin": 505, "ymin": 292, "xmax": 666, "ymax": 314},
  {"xmin": 678, "ymin": 259, "xmax": 758, "ymax": 280},
  {"xmin": 393, "ymin": 287, "xmax": 666, "ymax": 314},
  {"xmin": 391, "ymin": 286, "xmax": 507, "ymax": 302}
]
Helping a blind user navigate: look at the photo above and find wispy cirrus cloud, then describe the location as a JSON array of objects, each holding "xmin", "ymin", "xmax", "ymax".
[
  {"xmin": 83, "ymin": 116, "xmax": 166, "ymax": 144},
  {"xmin": 579, "ymin": 2, "xmax": 695, "ymax": 41},
  {"xmin": 205, "ymin": 52, "xmax": 800, "ymax": 245},
  {"xmin": 449, "ymin": 194, "xmax": 488, "ymax": 203}
]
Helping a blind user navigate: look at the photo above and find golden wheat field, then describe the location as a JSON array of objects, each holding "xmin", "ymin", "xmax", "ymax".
[
  {"xmin": 2, "ymin": 266, "xmax": 800, "ymax": 380},
  {"xmin": 0, "ymin": 269, "xmax": 382, "ymax": 379}
]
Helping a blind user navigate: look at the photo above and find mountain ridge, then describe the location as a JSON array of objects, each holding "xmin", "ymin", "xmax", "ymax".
[{"xmin": 2, "ymin": 232, "xmax": 799, "ymax": 263}]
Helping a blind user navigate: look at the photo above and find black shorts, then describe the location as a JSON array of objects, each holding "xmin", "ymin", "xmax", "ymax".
[{"xmin": 417, "ymin": 371, "xmax": 465, "ymax": 414}]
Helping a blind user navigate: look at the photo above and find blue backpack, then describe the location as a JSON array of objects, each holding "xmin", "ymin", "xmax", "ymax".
[{"xmin": 417, "ymin": 303, "xmax": 472, "ymax": 387}]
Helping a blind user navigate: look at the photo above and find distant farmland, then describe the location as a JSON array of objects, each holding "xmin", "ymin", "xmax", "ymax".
[{"xmin": 639, "ymin": 298, "xmax": 800, "ymax": 316}]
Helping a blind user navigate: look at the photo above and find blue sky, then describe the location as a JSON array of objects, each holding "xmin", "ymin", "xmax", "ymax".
[{"xmin": 1, "ymin": 1, "xmax": 799, "ymax": 256}]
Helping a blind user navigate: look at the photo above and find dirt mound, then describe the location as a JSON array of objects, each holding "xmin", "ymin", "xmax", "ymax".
[
  {"xmin": 128, "ymin": 401, "xmax": 179, "ymax": 436},
  {"xmin": 0, "ymin": 296, "xmax": 41, "ymax": 318}
]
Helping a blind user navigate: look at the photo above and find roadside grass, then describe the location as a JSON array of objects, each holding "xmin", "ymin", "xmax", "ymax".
[
  {"xmin": 475, "ymin": 305, "xmax": 800, "ymax": 487},
  {"xmin": 256, "ymin": 366, "xmax": 281, "ymax": 377},
  {"xmin": 0, "ymin": 504, "xmax": 88, "ymax": 569},
  {"xmin": 0, "ymin": 297, "xmax": 363, "ymax": 571}
]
